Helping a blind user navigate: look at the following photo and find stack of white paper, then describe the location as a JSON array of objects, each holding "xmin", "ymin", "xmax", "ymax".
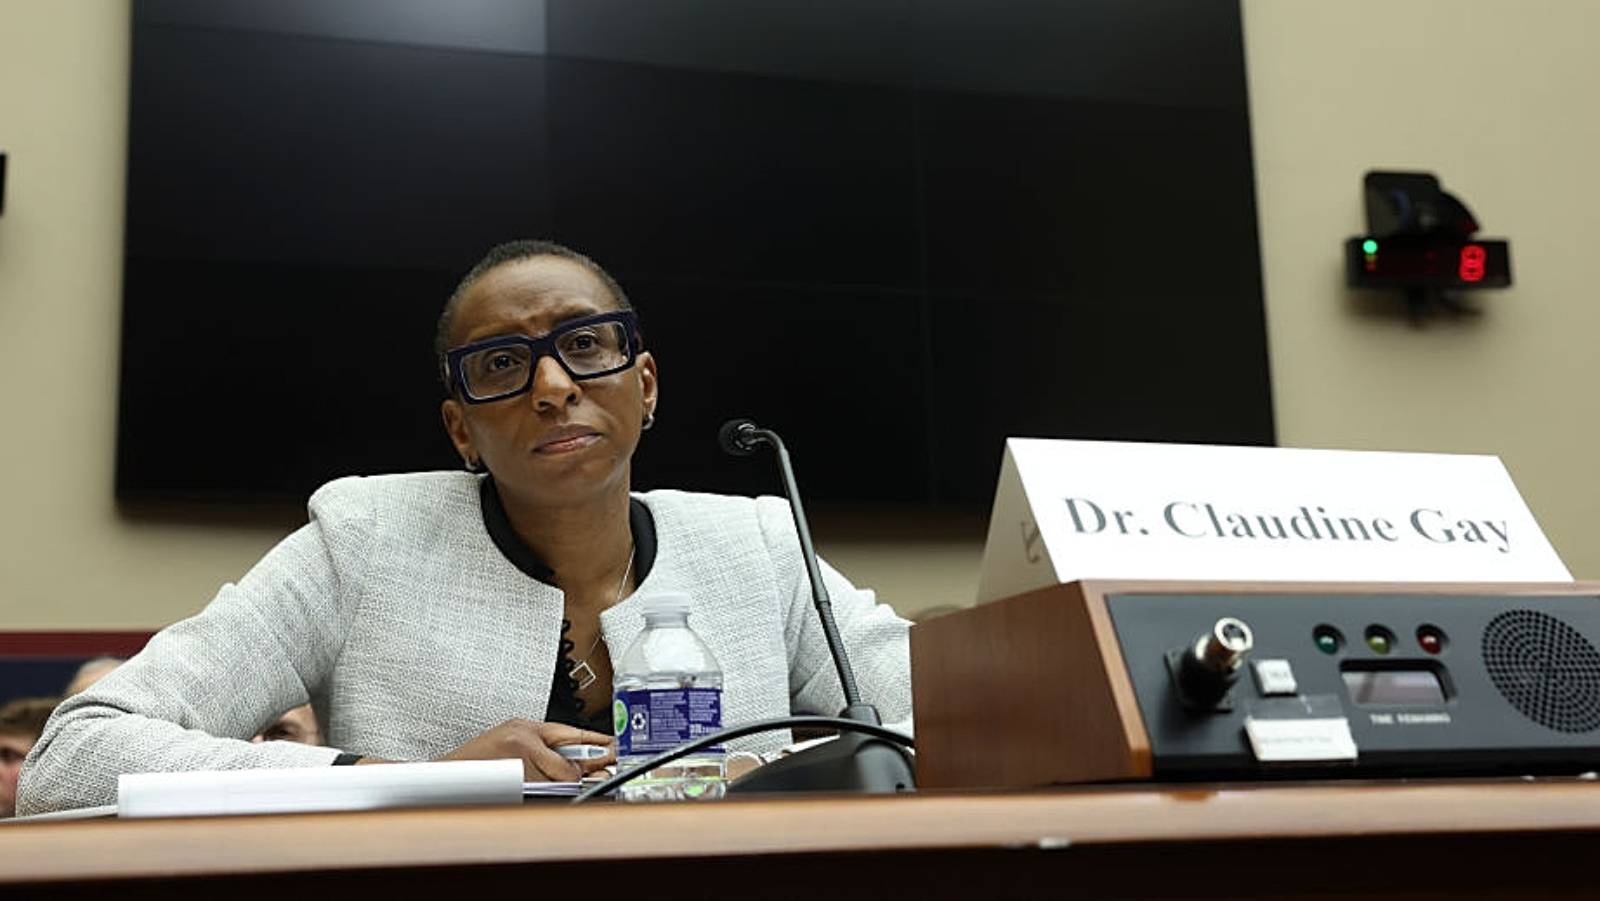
[
  {"xmin": 117, "ymin": 758, "xmax": 524, "ymax": 818},
  {"xmin": 522, "ymin": 781, "xmax": 582, "ymax": 798}
]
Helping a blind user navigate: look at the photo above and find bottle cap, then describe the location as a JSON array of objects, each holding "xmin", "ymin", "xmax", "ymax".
[{"xmin": 639, "ymin": 591, "xmax": 692, "ymax": 616}]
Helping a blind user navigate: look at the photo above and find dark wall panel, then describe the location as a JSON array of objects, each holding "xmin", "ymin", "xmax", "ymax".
[
  {"xmin": 627, "ymin": 282, "xmax": 930, "ymax": 502},
  {"xmin": 128, "ymin": 24, "xmax": 551, "ymax": 271},
  {"xmin": 544, "ymin": 59, "xmax": 921, "ymax": 290},
  {"xmin": 118, "ymin": 259, "xmax": 460, "ymax": 503},
  {"xmin": 119, "ymin": 0, "xmax": 1270, "ymax": 508}
]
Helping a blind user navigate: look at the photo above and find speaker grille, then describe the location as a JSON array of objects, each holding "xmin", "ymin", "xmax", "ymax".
[{"xmin": 1482, "ymin": 609, "xmax": 1600, "ymax": 733}]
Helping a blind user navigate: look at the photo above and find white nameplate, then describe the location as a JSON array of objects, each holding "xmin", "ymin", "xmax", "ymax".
[
  {"xmin": 1244, "ymin": 717, "xmax": 1359, "ymax": 763},
  {"xmin": 977, "ymin": 438, "xmax": 1571, "ymax": 602}
]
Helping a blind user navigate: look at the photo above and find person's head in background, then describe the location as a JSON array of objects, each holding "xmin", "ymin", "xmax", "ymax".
[
  {"xmin": 64, "ymin": 656, "xmax": 125, "ymax": 696},
  {"xmin": 251, "ymin": 704, "xmax": 322, "ymax": 746},
  {"xmin": 1, "ymin": 697, "xmax": 59, "ymax": 817}
]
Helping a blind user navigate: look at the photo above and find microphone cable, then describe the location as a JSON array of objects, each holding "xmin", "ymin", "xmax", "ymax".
[{"xmin": 572, "ymin": 716, "xmax": 914, "ymax": 803}]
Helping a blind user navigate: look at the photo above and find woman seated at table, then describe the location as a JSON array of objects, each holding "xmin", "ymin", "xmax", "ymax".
[{"xmin": 18, "ymin": 240, "xmax": 911, "ymax": 814}]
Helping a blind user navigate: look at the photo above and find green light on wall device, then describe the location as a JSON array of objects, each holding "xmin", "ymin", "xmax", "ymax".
[{"xmin": 1345, "ymin": 171, "xmax": 1512, "ymax": 322}]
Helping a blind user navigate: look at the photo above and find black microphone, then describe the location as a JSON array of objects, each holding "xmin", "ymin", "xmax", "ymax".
[
  {"xmin": 717, "ymin": 418, "xmax": 766, "ymax": 457},
  {"xmin": 717, "ymin": 418, "xmax": 915, "ymax": 794}
]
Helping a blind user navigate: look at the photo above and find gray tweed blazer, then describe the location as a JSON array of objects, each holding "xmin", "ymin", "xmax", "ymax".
[{"xmin": 18, "ymin": 472, "xmax": 911, "ymax": 814}]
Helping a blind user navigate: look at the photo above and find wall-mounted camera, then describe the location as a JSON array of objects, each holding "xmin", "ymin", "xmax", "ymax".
[{"xmin": 1345, "ymin": 171, "xmax": 1511, "ymax": 319}]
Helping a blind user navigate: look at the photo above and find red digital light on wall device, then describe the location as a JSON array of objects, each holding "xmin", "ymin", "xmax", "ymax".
[
  {"xmin": 1458, "ymin": 244, "xmax": 1487, "ymax": 283},
  {"xmin": 1346, "ymin": 171, "xmax": 1512, "ymax": 319}
]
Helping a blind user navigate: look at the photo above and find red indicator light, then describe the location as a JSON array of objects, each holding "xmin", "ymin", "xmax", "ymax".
[
  {"xmin": 1417, "ymin": 625, "xmax": 1447, "ymax": 654},
  {"xmin": 1459, "ymin": 245, "xmax": 1487, "ymax": 283}
]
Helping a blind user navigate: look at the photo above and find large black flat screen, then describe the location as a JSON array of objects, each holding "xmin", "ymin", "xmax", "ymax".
[{"xmin": 118, "ymin": 0, "xmax": 1272, "ymax": 507}]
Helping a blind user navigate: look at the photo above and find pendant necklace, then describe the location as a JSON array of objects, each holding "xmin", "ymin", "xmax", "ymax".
[{"xmin": 569, "ymin": 540, "xmax": 634, "ymax": 691}]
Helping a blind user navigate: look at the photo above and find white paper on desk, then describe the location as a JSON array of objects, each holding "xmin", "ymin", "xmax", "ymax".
[
  {"xmin": 2, "ymin": 804, "xmax": 119, "ymax": 823},
  {"xmin": 118, "ymin": 758, "xmax": 523, "ymax": 818},
  {"xmin": 522, "ymin": 781, "xmax": 582, "ymax": 797}
]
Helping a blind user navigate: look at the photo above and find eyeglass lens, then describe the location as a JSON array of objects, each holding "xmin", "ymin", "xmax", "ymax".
[{"xmin": 460, "ymin": 321, "xmax": 631, "ymax": 398}]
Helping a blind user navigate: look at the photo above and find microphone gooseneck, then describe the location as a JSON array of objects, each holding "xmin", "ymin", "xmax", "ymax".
[
  {"xmin": 544, "ymin": 419, "xmax": 921, "ymax": 799},
  {"xmin": 719, "ymin": 418, "xmax": 862, "ymax": 709}
]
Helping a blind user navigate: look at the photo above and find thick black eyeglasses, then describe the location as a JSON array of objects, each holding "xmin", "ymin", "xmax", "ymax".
[{"xmin": 445, "ymin": 310, "xmax": 642, "ymax": 404}]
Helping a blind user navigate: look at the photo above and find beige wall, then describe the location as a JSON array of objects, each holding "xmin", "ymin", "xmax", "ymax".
[
  {"xmin": 0, "ymin": 1, "xmax": 289, "ymax": 629},
  {"xmin": 1244, "ymin": 0, "xmax": 1600, "ymax": 578},
  {"xmin": 1, "ymin": 1, "xmax": 1596, "ymax": 629}
]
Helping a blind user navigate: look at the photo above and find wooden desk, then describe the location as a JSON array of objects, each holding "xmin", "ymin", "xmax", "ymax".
[{"xmin": 4, "ymin": 780, "xmax": 1599, "ymax": 899}]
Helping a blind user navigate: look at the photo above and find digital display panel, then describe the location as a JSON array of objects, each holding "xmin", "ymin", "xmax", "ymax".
[
  {"xmin": 117, "ymin": 0, "xmax": 1273, "ymax": 507},
  {"xmin": 1347, "ymin": 237, "xmax": 1512, "ymax": 289},
  {"xmin": 1342, "ymin": 668, "xmax": 1447, "ymax": 706}
]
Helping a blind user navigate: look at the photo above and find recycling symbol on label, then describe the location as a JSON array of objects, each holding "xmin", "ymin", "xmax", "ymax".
[{"xmin": 631, "ymin": 710, "xmax": 649, "ymax": 733}]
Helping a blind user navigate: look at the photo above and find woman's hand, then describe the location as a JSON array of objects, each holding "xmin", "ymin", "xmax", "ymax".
[{"xmin": 437, "ymin": 720, "xmax": 616, "ymax": 781}]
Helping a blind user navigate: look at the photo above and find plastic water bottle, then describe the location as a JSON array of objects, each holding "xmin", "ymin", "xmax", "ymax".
[{"xmin": 612, "ymin": 592, "xmax": 727, "ymax": 801}]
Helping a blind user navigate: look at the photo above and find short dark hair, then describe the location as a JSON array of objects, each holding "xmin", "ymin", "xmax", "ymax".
[
  {"xmin": 434, "ymin": 240, "xmax": 632, "ymax": 392},
  {"xmin": 0, "ymin": 697, "xmax": 58, "ymax": 740}
]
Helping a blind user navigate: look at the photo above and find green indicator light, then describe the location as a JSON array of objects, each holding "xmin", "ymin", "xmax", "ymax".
[
  {"xmin": 1362, "ymin": 239, "xmax": 1378, "ymax": 254},
  {"xmin": 1316, "ymin": 633, "xmax": 1339, "ymax": 654}
]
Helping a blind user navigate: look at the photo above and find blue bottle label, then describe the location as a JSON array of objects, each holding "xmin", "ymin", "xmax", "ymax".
[{"xmin": 614, "ymin": 687, "xmax": 724, "ymax": 756}]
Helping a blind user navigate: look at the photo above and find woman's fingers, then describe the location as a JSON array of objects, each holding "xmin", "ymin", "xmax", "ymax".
[
  {"xmin": 538, "ymin": 723, "xmax": 617, "ymax": 773},
  {"xmin": 438, "ymin": 719, "xmax": 598, "ymax": 781},
  {"xmin": 523, "ymin": 741, "xmax": 583, "ymax": 782},
  {"xmin": 539, "ymin": 723, "xmax": 616, "ymax": 747}
]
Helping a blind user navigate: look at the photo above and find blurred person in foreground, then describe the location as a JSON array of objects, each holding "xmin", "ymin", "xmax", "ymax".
[
  {"xmin": 253, "ymin": 704, "xmax": 321, "ymax": 746},
  {"xmin": 62, "ymin": 654, "xmax": 316, "ymax": 744},
  {"xmin": 1, "ymin": 698, "xmax": 58, "ymax": 817},
  {"xmin": 19, "ymin": 240, "xmax": 910, "ymax": 814},
  {"xmin": 64, "ymin": 656, "xmax": 126, "ymax": 697}
]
